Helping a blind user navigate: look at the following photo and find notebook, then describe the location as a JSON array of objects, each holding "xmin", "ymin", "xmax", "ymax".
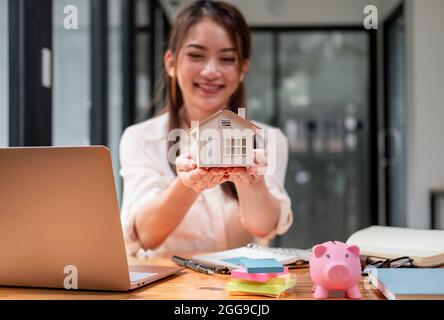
[
  {"xmin": 346, "ymin": 226, "xmax": 444, "ymax": 267},
  {"xmin": 367, "ymin": 268, "xmax": 444, "ymax": 300},
  {"xmin": 192, "ymin": 243, "xmax": 311, "ymax": 270}
]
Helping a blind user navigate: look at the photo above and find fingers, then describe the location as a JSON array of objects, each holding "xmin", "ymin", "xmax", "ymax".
[
  {"xmin": 253, "ymin": 149, "xmax": 267, "ymax": 165},
  {"xmin": 227, "ymin": 168, "xmax": 245, "ymax": 184},
  {"xmin": 247, "ymin": 165, "xmax": 257, "ymax": 175},
  {"xmin": 234, "ymin": 168, "xmax": 255, "ymax": 186},
  {"xmin": 208, "ymin": 168, "xmax": 225, "ymax": 183},
  {"xmin": 188, "ymin": 168, "xmax": 208, "ymax": 181},
  {"xmin": 183, "ymin": 167, "xmax": 230, "ymax": 192},
  {"xmin": 193, "ymin": 170, "xmax": 225, "ymax": 191},
  {"xmin": 193, "ymin": 180, "xmax": 209, "ymax": 192},
  {"xmin": 227, "ymin": 167, "xmax": 265, "ymax": 187},
  {"xmin": 203, "ymin": 168, "xmax": 228, "ymax": 189},
  {"xmin": 176, "ymin": 153, "xmax": 197, "ymax": 172},
  {"xmin": 181, "ymin": 164, "xmax": 269, "ymax": 191},
  {"xmin": 247, "ymin": 164, "xmax": 267, "ymax": 176}
]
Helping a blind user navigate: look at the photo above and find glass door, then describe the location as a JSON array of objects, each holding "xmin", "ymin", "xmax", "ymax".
[
  {"xmin": 247, "ymin": 29, "xmax": 374, "ymax": 249},
  {"xmin": 279, "ymin": 31, "xmax": 371, "ymax": 248},
  {"xmin": 384, "ymin": 6, "xmax": 406, "ymax": 226}
]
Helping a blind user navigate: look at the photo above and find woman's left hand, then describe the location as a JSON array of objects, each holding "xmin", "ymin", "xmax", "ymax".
[{"xmin": 226, "ymin": 149, "xmax": 267, "ymax": 187}]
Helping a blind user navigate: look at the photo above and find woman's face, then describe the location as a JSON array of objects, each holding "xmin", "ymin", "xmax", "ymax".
[{"xmin": 165, "ymin": 17, "xmax": 249, "ymax": 121}]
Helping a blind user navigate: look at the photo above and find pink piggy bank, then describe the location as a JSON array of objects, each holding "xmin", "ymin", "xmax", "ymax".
[{"xmin": 309, "ymin": 241, "xmax": 362, "ymax": 299}]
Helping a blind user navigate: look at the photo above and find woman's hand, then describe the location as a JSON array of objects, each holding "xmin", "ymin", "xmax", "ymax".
[
  {"xmin": 227, "ymin": 149, "xmax": 281, "ymax": 237},
  {"xmin": 227, "ymin": 149, "xmax": 267, "ymax": 188},
  {"xmin": 176, "ymin": 153, "xmax": 229, "ymax": 192}
]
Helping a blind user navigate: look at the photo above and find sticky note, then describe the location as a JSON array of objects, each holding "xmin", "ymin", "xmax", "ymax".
[
  {"xmin": 226, "ymin": 274, "xmax": 295, "ymax": 298},
  {"xmin": 231, "ymin": 267, "xmax": 289, "ymax": 283},
  {"xmin": 239, "ymin": 258, "xmax": 284, "ymax": 273},
  {"xmin": 221, "ymin": 257, "xmax": 244, "ymax": 265}
]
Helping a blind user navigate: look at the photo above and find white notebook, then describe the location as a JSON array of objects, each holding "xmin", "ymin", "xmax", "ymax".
[
  {"xmin": 346, "ymin": 225, "xmax": 444, "ymax": 267},
  {"xmin": 192, "ymin": 243, "xmax": 311, "ymax": 270}
]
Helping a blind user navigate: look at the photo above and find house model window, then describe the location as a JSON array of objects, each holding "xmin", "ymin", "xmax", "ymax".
[
  {"xmin": 225, "ymin": 138, "xmax": 247, "ymax": 156},
  {"xmin": 187, "ymin": 108, "xmax": 260, "ymax": 167},
  {"xmin": 219, "ymin": 119, "xmax": 232, "ymax": 128}
]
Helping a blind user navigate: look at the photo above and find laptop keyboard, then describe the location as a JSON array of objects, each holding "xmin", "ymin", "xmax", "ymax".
[{"xmin": 130, "ymin": 272, "xmax": 158, "ymax": 283}]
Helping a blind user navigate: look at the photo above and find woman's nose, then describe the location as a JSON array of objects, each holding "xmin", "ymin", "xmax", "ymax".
[{"xmin": 201, "ymin": 59, "xmax": 221, "ymax": 79}]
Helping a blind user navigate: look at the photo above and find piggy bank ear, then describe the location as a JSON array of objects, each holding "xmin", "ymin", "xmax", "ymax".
[
  {"xmin": 346, "ymin": 245, "xmax": 360, "ymax": 257},
  {"xmin": 313, "ymin": 244, "xmax": 327, "ymax": 258}
]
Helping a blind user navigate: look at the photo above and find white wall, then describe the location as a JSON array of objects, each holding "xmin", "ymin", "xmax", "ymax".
[
  {"xmin": 405, "ymin": 0, "xmax": 444, "ymax": 228},
  {"xmin": 161, "ymin": 0, "xmax": 379, "ymax": 25},
  {"xmin": 216, "ymin": 0, "xmax": 374, "ymax": 26}
]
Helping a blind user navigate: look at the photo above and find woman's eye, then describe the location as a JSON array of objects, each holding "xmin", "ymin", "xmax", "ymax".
[
  {"xmin": 221, "ymin": 57, "xmax": 236, "ymax": 63},
  {"xmin": 188, "ymin": 53, "xmax": 204, "ymax": 60}
]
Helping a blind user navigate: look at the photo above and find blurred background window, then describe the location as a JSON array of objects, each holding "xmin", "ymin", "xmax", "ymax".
[
  {"xmin": 0, "ymin": 0, "xmax": 7, "ymax": 146},
  {"xmin": 384, "ymin": 6, "xmax": 406, "ymax": 227},
  {"xmin": 109, "ymin": 0, "xmax": 123, "ymax": 203},
  {"xmin": 246, "ymin": 32, "xmax": 274, "ymax": 124},
  {"xmin": 53, "ymin": 0, "xmax": 91, "ymax": 146},
  {"xmin": 134, "ymin": 0, "xmax": 169, "ymax": 122},
  {"xmin": 135, "ymin": 0, "xmax": 151, "ymax": 122},
  {"xmin": 247, "ymin": 30, "xmax": 372, "ymax": 248}
]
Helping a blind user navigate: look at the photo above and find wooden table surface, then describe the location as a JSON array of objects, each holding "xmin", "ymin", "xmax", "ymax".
[{"xmin": 0, "ymin": 255, "xmax": 385, "ymax": 300}]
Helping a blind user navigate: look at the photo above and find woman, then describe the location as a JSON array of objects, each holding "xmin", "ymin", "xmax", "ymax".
[{"xmin": 120, "ymin": 0, "xmax": 293, "ymax": 256}]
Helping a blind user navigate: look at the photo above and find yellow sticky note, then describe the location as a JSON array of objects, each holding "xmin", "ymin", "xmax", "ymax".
[{"xmin": 226, "ymin": 275, "xmax": 295, "ymax": 298}]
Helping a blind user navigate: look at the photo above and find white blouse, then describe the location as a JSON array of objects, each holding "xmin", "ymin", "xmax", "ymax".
[{"xmin": 119, "ymin": 112, "xmax": 293, "ymax": 256}]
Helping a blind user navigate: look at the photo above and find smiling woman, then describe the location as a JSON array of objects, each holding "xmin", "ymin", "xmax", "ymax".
[
  {"xmin": 163, "ymin": 17, "xmax": 249, "ymax": 122},
  {"xmin": 119, "ymin": 0, "xmax": 293, "ymax": 256}
]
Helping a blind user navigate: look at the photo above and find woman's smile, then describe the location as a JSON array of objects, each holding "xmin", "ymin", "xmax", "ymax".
[{"xmin": 194, "ymin": 82, "xmax": 226, "ymax": 95}]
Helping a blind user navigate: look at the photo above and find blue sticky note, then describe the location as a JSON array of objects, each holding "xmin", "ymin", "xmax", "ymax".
[
  {"xmin": 239, "ymin": 258, "xmax": 284, "ymax": 274},
  {"xmin": 222, "ymin": 257, "xmax": 244, "ymax": 265}
]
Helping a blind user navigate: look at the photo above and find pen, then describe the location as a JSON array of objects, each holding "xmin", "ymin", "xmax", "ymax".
[{"xmin": 172, "ymin": 255, "xmax": 215, "ymax": 275}]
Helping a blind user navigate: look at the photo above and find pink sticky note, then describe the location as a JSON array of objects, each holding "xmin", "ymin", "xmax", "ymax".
[{"xmin": 231, "ymin": 266, "xmax": 289, "ymax": 283}]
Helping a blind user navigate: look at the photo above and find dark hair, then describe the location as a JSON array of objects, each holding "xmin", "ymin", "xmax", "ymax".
[{"xmin": 161, "ymin": 0, "xmax": 251, "ymax": 200}]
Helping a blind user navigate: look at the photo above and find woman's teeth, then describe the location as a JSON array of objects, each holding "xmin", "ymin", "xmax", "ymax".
[{"xmin": 196, "ymin": 83, "xmax": 224, "ymax": 92}]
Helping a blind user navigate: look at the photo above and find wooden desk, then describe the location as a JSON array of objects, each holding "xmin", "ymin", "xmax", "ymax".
[{"xmin": 0, "ymin": 255, "xmax": 385, "ymax": 300}]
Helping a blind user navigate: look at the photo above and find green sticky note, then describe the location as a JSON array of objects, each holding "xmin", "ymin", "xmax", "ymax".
[{"xmin": 226, "ymin": 274, "xmax": 295, "ymax": 298}]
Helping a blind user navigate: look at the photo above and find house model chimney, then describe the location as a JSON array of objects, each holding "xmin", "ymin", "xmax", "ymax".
[{"xmin": 238, "ymin": 108, "xmax": 246, "ymax": 119}]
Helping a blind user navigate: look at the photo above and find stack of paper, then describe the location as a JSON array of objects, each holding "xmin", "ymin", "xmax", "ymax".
[{"xmin": 226, "ymin": 258, "xmax": 295, "ymax": 298}]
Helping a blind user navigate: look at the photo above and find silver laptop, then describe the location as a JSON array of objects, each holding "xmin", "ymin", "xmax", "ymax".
[{"xmin": 0, "ymin": 146, "xmax": 182, "ymax": 291}]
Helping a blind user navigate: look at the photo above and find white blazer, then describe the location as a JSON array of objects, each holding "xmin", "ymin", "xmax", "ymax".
[{"xmin": 119, "ymin": 112, "xmax": 293, "ymax": 256}]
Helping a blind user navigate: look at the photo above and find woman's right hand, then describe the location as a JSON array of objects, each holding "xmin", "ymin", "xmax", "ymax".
[{"xmin": 175, "ymin": 153, "xmax": 228, "ymax": 192}]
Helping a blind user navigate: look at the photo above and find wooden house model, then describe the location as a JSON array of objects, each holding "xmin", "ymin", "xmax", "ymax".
[{"xmin": 188, "ymin": 108, "xmax": 260, "ymax": 167}]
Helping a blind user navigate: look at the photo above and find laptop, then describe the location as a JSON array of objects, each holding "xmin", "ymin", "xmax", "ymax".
[{"xmin": 0, "ymin": 146, "xmax": 182, "ymax": 291}]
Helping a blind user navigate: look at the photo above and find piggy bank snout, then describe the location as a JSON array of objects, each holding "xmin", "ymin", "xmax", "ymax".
[{"xmin": 326, "ymin": 264, "xmax": 351, "ymax": 283}]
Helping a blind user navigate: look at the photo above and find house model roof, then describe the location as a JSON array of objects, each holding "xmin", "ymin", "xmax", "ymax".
[{"xmin": 188, "ymin": 108, "xmax": 261, "ymax": 134}]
